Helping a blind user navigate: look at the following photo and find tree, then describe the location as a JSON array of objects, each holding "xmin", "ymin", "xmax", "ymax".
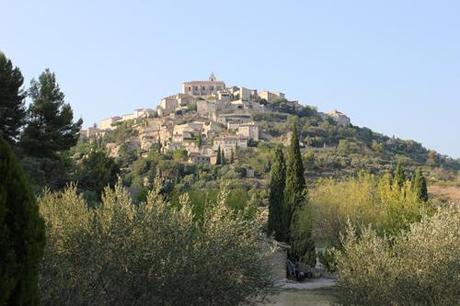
[
  {"xmin": 284, "ymin": 119, "xmax": 306, "ymax": 236},
  {"xmin": 285, "ymin": 118, "xmax": 314, "ymax": 263},
  {"xmin": 216, "ymin": 146, "xmax": 222, "ymax": 165},
  {"xmin": 230, "ymin": 149, "xmax": 234, "ymax": 164},
  {"xmin": 0, "ymin": 136, "xmax": 45, "ymax": 305},
  {"xmin": 38, "ymin": 183, "xmax": 272, "ymax": 305},
  {"xmin": 267, "ymin": 146, "xmax": 286, "ymax": 241},
  {"xmin": 413, "ymin": 168, "xmax": 428, "ymax": 202},
  {"xmin": 20, "ymin": 69, "xmax": 82, "ymax": 159},
  {"xmin": 221, "ymin": 149, "xmax": 226, "ymax": 165},
  {"xmin": 75, "ymin": 150, "xmax": 120, "ymax": 199},
  {"xmin": 394, "ymin": 162, "xmax": 405, "ymax": 189},
  {"xmin": 0, "ymin": 52, "xmax": 26, "ymax": 146}
]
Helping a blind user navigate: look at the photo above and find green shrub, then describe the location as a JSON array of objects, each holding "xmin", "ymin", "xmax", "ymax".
[
  {"xmin": 38, "ymin": 181, "xmax": 272, "ymax": 305},
  {"xmin": 336, "ymin": 205, "xmax": 460, "ymax": 305}
]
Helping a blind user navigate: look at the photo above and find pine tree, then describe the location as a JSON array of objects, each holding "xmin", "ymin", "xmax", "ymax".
[
  {"xmin": 0, "ymin": 52, "xmax": 26, "ymax": 146},
  {"xmin": 267, "ymin": 146, "xmax": 286, "ymax": 241},
  {"xmin": 413, "ymin": 168, "xmax": 428, "ymax": 202},
  {"xmin": 0, "ymin": 136, "xmax": 45, "ymax": 305},
  {"xmin": 216, "ymin": 146, "xmax": 222, "ymax": 165},
  {"xmin": 20, "ymin": 69, "xmax": 83, "ymax": 159}
]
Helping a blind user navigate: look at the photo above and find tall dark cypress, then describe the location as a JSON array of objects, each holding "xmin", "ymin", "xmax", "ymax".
[
  {"xmin": 0, "ymin": 52, "xmax": 26, "ymax": 146},
  {"xmin": 285, "ymin": 118, "xmax": 315, "ymax": 263},
  {"xmin": 285, "ymin": 119, "xmax": 306, "ymax": 233},
  {"xmin": 0, "ymin": 136, "xmax": 45, "ymax": 305},
  {"xmin": 413, "ymin": 168, "xmax": 428, "ymax": 202},
  {"xmin": 216, "ymin": 146, "xmax": 222, "ymax": 165},
  {"xmin": 394, "ymin": 162, "xmax": 406, "ymax": 189},
  {"xmin": 267, "ymin": 146, "xmax": 286, "ymax": 241}
]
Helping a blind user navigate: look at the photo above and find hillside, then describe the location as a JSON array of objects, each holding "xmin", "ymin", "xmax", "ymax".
[{"xmin": 76, "ymin": 75, "xmax": 460, "ymax": 202}]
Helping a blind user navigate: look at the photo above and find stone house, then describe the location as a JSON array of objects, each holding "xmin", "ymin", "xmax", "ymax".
[
  {"xmin": 237, "ymin": 122, "xmax": 259, "ymax": 141},
  {"xmin": 258, "ymin": 91, "xmax": 285, "ymax": 103},
  {"xmin": 213, "ymin": 135, "xmax": 248, "ymax": 158},
  {"xmin": 188, "ymin": 152, "xmax": 210, "ymax": 164}
]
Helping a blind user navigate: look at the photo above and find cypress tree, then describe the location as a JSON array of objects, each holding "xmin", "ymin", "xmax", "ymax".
[
  {"xmin": 394, "ymin": 162, "xmax": 406, "ymax": 189},
  {"xmin": 221, "ymin": 149, "xmax": 226, "ymax": 165},
  {"xmin": 216, "ymin": 146, "xmax": 222, "ymax": 165},
  {"xmin": 0, "ymin": 136, "xmax": 45, "ymax": 305},
  {"xmin": 267, "ymin": 146, "xmax": 286, "ymax": 241},
  {"xmin": 413, "ymin": 168, "xmax": 428, "ymax": 202},
  {"xmin": 285, "ymin": 119, "xmax": 306, "ymax": 235},
  {"xmin": 284, "ymin": 118, "xmax": 314, "ymax": 263},
  {"xmin": 0, "ymin": 52, "xmax": 26, "ymax": 146},
  {"xmin": 230, "ymin": 149, "xmax": 234, "ymax": 164}
]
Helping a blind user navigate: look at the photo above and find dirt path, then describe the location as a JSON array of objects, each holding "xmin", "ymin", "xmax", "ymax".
[{"xmin": 259, "ymin": 278, "xmax": 338, "ymax": 306}]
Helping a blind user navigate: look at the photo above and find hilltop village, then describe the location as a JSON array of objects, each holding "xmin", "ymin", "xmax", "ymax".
[{"xmin": 81, "ymin": 73, "xmax": 350, "ymax": 165}]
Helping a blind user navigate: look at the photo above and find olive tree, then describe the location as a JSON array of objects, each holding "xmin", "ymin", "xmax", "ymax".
[{"xmin": 38, "ymin": 181, "xmax": 272, "ymax": 305}]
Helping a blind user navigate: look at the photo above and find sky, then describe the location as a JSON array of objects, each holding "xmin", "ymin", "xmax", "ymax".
[{"xmin": 1, "ymin": 0, "xmax": 459, "ymax": 158}]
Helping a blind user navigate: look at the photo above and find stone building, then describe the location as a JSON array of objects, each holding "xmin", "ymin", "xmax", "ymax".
[
  {"xmin": 258, "ymin": 91, "xmax": 285, "ymax": 103},
  {"xmin": 172, "ymin": 122, "xmax": 203, "ymax": 143},
  {"xmin": 237, "ymin": 122, "xmax": 259, "ymax": 141},
  {"xmin": 213, "ymin": 135, "xmax": 248, "ymax": 158},
  {"xmin": 80, "ymin": 124, "xmax": 105, "ymax": 140},
  {"xmin": 182, "ymin": 73, "xmax": 225, "ymax": 97},
  {"xmin": 100, "ymin": 116, "xmax": 122, "ymax": 130}
]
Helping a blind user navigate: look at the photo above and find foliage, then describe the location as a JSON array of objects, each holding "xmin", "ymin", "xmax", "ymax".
[
  {"xmin": 0, "ymin": 52, "xmax": 26, "ymax": 146},
  {"xmin": 38, "ymin": 182, "xmax": 272, "ymax": 305},
  {"xmin": 284, "ymin": 118, "xmax": 314, "ymax": 263},
  {"xmin": 0, "ymin": 137, "xmax": 45, "ymax": 305},
  {"xmin": 296, "ymin": 172, "xmax": 429, "ymax": 249},
  {"xmin": 336, "ymin": 205, "xmax": 460, "ymax": 305},
  {"xmin": 413, "ymin": 167, "xmax": 428, "ymax": 202},
  {"xmin": 20, "ymin": 69, "xmax": 82, "ymax": 159},
  {"xmin": 74, "ymin": 150, "xmax": 120, "ymax": 199},
  {"xmin": 267, "ymin": 146, "xmax": 286, "ymax": 241}
]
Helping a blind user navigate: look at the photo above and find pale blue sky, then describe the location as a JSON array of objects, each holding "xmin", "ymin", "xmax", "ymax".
[{"xmin": 1, "ymin": 0, "xmax": 459, "ymax": 157}]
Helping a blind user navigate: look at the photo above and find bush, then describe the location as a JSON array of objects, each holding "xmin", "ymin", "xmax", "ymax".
[
  {"xmin": 0, "ymin": 137, "xmax": 45, "ymax": 305},
  {"xmin": 336, "ymin": 205, "xmax": 460, "ymax": 305},
  {"xmin": 294, "ymin": 172, "xmax": 428, "ymax": 248},
  {"xmin": 38, "ymin": 181, "xmax": 272, "ymax": 305}
]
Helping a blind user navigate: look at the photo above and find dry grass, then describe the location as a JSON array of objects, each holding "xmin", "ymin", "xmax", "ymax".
[{"xmin": 429, "ymin": 185, "xmax": 460, "ymax": 205}]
